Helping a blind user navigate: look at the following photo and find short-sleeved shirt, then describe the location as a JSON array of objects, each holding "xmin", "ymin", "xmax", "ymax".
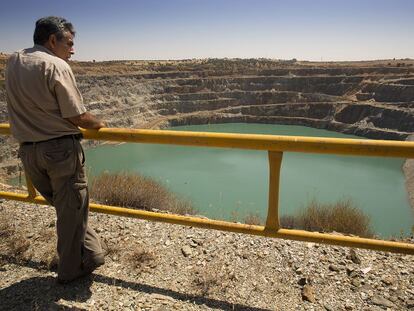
[{"xmin": 5, "ymin": 44, "xmax": 86, "ymax": 143}]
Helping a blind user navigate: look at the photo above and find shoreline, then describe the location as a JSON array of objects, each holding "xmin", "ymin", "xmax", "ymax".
[
  {"xmin": 2, "ymin": 124, "xmax": 414, "ymax": 214},
  {"xmin": 403, "ymin": 135, "xmax": 414, "ymax": 212}
]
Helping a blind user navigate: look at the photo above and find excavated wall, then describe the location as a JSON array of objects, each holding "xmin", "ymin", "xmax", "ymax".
[{"xmin": 0, "ymin": 59, "xmax": 413, "ymax": 180}]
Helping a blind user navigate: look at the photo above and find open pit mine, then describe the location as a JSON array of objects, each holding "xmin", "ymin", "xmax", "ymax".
[{"xmin": 0, "ymin": 56, "xmax": 413, "ymax": 184}]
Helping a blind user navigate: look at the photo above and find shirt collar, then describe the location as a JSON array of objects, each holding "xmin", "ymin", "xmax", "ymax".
[{"xmin": 33, "ymin": 44, "xmax": 56, "ymax": 56}]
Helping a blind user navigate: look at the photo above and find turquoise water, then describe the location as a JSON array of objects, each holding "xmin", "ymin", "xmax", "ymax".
[{"xmin": 85, "ymin": 123, "xmax": 413, "ymax": 238}]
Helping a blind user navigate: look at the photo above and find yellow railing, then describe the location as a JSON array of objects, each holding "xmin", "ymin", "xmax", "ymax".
[{"xmin": 1, "ymin": 123, "xmax": 414, "ymax": 254}]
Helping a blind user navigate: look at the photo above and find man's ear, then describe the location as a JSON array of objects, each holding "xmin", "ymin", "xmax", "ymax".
[{"xmin": 48, "ymin": 34, "xmax": 57, "ymax": 49}]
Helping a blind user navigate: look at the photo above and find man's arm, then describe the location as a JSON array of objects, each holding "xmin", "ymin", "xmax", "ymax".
[{"xmin": 66, "ymin": 112, "xmax": 106, "ymax": 129}]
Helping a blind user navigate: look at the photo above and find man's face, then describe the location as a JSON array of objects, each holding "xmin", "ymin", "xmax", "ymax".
[{"xmin": 48, "ymin": 31, "xmax": 75, "ymax": 61}]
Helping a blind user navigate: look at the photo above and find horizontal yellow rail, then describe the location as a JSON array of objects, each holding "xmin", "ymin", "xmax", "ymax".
[
  {"xmin": 1, "ymin": 123, "xmax": 413, "ymax": 255},
  {"xmin": 1, "ymin": 123, "xmax": 414, "ymax": 157},
  {"xmin": 1, "ymin": 191, "xmax": 413, "ymax": 254}
]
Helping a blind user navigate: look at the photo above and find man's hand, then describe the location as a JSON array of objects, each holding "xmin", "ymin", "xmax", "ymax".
[{"xmin": 66, "ymin": 112, "xmax": 106, "ymax": 129}]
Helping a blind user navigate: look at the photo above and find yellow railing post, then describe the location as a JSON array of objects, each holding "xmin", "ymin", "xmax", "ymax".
[
  {"xmin": 266, "ymin": 151, "xmax": 283, "ymax": 231},
  {"xmin": 25, "ymin": 175, "xmax": 37, "ymax": 198}
]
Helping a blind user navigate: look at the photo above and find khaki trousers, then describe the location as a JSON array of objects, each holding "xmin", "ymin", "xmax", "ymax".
[{"xmin": 19, "ymin": 136, "xmax": 105, "ymax": 281}]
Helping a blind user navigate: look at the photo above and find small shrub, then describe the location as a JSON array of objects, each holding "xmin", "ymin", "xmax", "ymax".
[
  {"xmin": 244, "ymin": 213, "xmax": 262, "ymax": 225},
  {"xmin": 280, "ymin": 215, "xmax": 297, "ymax": 229},
  {"xmin": 230, "ymin": 210, "xmax": 240, "ymax": 223},
  {"xmin": 166, "ymin": 199, "xmax": 195, "ymax": 216},
  {"xmin": 0, "ymin": 214, "xmax": 14, "ymax": 239},
  {"xmin": 192, "ymin": 263, "xmax": 232, "ymax": 296},
  {"xmin": 90, "ymin": 172, "xmax": 196, "ymax": 215},
  {"xmin": 281, "ymin": 199, "xmax": 373, "ymax": 238},
  {"xmin": 37, "ymin": 228, "xmax": 58, "ymax": 270},
  {"xmin": 127, "ymin": 248, "xmax": 157, "ymax": 270},
  {"xmin": 193, "ymin": 272, "xmax": 221, "ymax": 296},
  {"xmin": 6, "ymin": 233, "xmax": 30, "ymax": 261},
  {"xmin": 38, "ymin": 246, "xmax": 58, "ymax": 270},
  {"xmin": 105, "ymin": 240, "xmax": 121, "ymax": 258},
  {"xmin": 0, "ymin": 209, "xmax": 31, "ymax": 262}
]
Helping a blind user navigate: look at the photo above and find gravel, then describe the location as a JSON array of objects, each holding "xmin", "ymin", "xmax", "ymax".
[{"xmin": 1, "ymin": 194, "xmax": 414, "ymax": 310}]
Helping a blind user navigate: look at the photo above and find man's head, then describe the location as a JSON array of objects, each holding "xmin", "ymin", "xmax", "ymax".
[{"xmin": 33, "ymin": 16, "xmax": 76, "ymax": 61}]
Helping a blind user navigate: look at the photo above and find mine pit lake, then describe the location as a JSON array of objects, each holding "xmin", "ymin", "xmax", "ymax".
[{"xmin": 85, "ymin": 123, "xmax": 413, "ymax": 238}]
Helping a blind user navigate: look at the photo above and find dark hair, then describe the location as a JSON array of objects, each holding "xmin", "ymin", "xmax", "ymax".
[{"xmin": 33, "ymin": 16, "xmax": 75, "ymax": 45}]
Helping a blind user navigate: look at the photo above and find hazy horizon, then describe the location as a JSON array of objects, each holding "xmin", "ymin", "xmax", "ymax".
[
  {"xmin": 1, "ymin": 0, "xmax": 413, "ymax": 62},
  {"xmin": 2, "ymin": 50, "xmax": 412, "ymax": 63},
  {"xmin": 3, "ymin": 50, "xmax": 411, "ymax": 63}
]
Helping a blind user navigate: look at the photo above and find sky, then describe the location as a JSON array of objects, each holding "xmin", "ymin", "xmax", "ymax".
[{"xmin": 0, "ymin": 0, "xmax": 413, "ymax": 61}]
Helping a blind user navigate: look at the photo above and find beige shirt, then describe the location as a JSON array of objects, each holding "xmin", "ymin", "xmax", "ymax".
[{"xmin": 5, "ymin": 45, "xmax": 86, "ymax": 143}]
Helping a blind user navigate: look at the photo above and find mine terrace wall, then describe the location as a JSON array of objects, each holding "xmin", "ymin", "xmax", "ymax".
[{"xmin": 0, "ymin": 58, "xmax": 413, "ymax": 180}]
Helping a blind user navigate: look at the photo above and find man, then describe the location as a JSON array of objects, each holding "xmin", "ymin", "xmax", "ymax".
[{"xmin": 5, "ymin": 16, "xmax": 106, "ymax": 283}]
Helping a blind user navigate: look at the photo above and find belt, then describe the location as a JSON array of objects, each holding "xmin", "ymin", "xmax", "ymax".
[{"xmin": 20, "ymin": 133, "xmax": 83, "ymax": 146}]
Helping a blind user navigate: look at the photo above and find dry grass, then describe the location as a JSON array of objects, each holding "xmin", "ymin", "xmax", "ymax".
[
  {"xmin": 279, "ymin": 215, "xmax": 296, "ymax": 229},
  {"xmin": 192, "ymin": 263, "xmax": 234, "ymax": 296},
  {"xmin": 90, "ymin": 172, "xmax": 195, "ymax": 215},
  {"xmin": 0, "ymin": 211, "xmax": 14, "ymax": 239},
  {"xmin": 127, "ymin": 247, "xmax": 157, "ymax": 271},
  {"xmin": 193, "ymin": 271, "xmax": 222, "ymax": 296},
  {"xmin": 37, "ymin": 228, "xmax": 58, "ymax": 270},
  {"xmin": 104, "ymin": 240, "xmax": 121, "ymax": 258},
  {"xmin": 0, "ymin": 208, "xmax": 58, "ymax": 268},
  {"xmin": 0, "ymin": 208, "xmax": 31, "ymax": 263},
  {"xmin": 6, "ymin": 236, "xmax": 30, "ymax": 261},
  {"xmin": 243, "ymin": 199, "xmax": 373, "ymax": 238},
  {"xmin": 89, "ymin": 172, "xmax": 372, "ymax": 238},
  {"xmin": 281, "ymin": 199, "xmax": 373, "ymax": 238},
  {"xmin": 244, "ymin": 213, "xmax": 262, "ymax": 225}
]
